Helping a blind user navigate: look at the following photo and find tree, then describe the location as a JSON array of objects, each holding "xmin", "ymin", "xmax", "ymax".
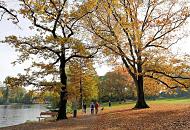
[
  {"xmin": 143, "ymin": 78, "xmax": 161, "ymax": 99},
  {"xmin": 99, "ymin": 65, "xmax": 134, "ymax": 102},
  {"xmin": 68, "ymin": 59, "xmax": 99, "ymax": 108},
  {"xmin": 3, "ymin": 76, "xmax": 26, "ymax": 103},
  {"xmin": 23, "ymin": 90, "xmax": 33, "ymax": 104},
  {"xmin": 83, "ymin": 0, "xmax": 190, "ymax": 108},
  {"xmin": 4, "ymin": 0, "xmax": 98, "ymax": 119}
]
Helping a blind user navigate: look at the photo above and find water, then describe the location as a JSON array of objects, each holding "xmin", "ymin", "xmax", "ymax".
[{"xmin": 0, "ymin": 104, "xmax": 48, "ymax": 128}]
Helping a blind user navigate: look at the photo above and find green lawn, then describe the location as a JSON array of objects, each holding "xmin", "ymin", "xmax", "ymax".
[
  {"xmin": 148, "ymin": 97, "xmax": 190, "ymax": 104},
  {"xmin": 100, "ymin": 97, "xmax": 190, "ymax": 110}
]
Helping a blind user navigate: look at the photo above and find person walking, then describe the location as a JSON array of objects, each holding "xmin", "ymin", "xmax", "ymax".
[
  {"xmin": 72, "ymin": 101, "xmax": 77, "ymax": 118},
  {"xmin": 83, "ymin": 102, "xmax": 87, "ymax": 113},
  {"xmin": 90, "ymin": 102, "xmax": 95, "ymax": 114},
  {"xmin": 109, "ymin": 100, "xmax": 111, "ymax": 107},
  {"xmin": 95, "ymin": 101, "xmax": 99, "ymax": 114}
]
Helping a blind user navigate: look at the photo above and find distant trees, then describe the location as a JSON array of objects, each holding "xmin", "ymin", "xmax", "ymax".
[
  {"xmin": 99, "ymin": 66, "xmax": 135, "ymax": 102},
  {"xmin": 160, "ymin": 87, "xmax": 190, "ymax": 98},
  {"xmin": 0, "ymin": 76, "xmax": 28, "ymax": 104}
]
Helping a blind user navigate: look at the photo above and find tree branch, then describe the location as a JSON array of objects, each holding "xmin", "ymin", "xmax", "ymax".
[
  {"xmin": 0, "ymin": 5, "xmax": 19, "ymax": 23},
  {"xmin": 65, "ymin": 48, "xmax": 100, "ymax": 63}
]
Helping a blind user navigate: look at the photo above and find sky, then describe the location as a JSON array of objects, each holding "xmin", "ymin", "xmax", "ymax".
[{"xmin": 1, "ymin": 1, "xmax": 190, "ymax": 83}]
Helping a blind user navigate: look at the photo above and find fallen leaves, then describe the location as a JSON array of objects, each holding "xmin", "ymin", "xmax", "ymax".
[{"xmin": 2, "ymin": 104, "xmax": 190, "ymax": 130}]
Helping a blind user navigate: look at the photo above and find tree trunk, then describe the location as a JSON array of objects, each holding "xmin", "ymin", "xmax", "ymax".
[
  {"xmin": 57, "ymin": 52, "xmax": 68, "ymax": 120},
  {"xmin": 121, "ymin": 55, "xmax": 149, "ymax": 108},
  {"xmin": 79, "ymin": 77, "xmax": 83, "ymax": 109},
  {"xmin": 134, "ymin": 76, "xmax": 149, "ymax": 109}
]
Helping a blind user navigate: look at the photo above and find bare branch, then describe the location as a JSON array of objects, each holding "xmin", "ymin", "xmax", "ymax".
[
  {"xmin": 65, "ymin": 47, "xmax": 100, "ymax": 63},
  {"xmin": 0, "ymin": 5, "xmax": 19, "ymax": 23},
  {"xmin": 145, "ymin": 75, "xmax": 179, "ymax": 89}
]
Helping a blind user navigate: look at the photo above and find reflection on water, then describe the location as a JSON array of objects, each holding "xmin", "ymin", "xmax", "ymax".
[{"xmin": 0, "ymin": 104, "xmax": 48, "ymax": 128}]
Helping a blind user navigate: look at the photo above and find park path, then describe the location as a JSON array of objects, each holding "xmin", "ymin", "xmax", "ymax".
[{"xmin": 1, "ymin": 104, "xmax": 190, "ymax": 130}]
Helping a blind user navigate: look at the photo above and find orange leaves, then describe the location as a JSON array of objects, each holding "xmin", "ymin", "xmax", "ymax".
[
  {"xmin": 33, "ymin": 63, "xmax": 53, "ymax": 70},
  {"xmin": 144, "ymin": 78, "xmax": 161, "ymax": 96},
  {"xmin": 181, "ymin": 6, "xmax": 189, "ymax": 17},
  {"xmin": 155, "ymin": 18, "xmax": 172, "ymax": 26}
]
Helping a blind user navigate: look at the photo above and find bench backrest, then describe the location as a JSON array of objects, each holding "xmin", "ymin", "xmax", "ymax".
[{"xmin": 40, "ymin": 112, "xmax": 58, "ymax": 116}]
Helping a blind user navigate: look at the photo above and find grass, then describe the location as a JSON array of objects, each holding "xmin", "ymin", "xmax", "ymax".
[
  {"xmin": 148, "ymin": 97, "xmax": 190, "ymax": 104},
  {"xmin": 99, "ymin": 97, "xmax": 190, "ymax": 111}
]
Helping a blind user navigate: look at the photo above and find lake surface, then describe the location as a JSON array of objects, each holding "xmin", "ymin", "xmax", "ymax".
[{"xmin": 0, "ymin": 104, "xmax": 48, "ymax": 128}]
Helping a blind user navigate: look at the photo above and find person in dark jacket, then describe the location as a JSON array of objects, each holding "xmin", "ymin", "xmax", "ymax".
[{"xmin": 90, "ymin": 102, "xmax": 95, "ymax": 114}]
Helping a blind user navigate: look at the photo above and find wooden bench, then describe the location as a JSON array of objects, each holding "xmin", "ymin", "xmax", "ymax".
[{"xmin": 37, "ymin": 111, "xmax": 58, "ymax": 122}]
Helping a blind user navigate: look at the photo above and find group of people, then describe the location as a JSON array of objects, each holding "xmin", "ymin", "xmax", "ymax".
[
  {"xmin": 81, "ymin": 100, "xmax": 112, "ymax": 115},
  {"xmin": 72, "ymin": 101, "xmax": 111, "ymax": 118},
  {"xmin": 90, "ymin": 101, "xmax": 100, "ymax": 114},
  {"xmin": 82, "ymin": 101, "xmax": 101, "ymax": 115}
]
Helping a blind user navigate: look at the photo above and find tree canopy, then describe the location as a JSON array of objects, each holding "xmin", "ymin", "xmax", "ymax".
[{"xmin": 82, "ymin": 0, "xmax": 190, "ymax": 108}]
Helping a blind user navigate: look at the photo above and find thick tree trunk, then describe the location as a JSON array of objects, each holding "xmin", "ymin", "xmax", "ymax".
[
  {"xmin": 57, "ymin": 52, "xmax": 68, "ymax": 120},
  {"xmin": 134, "ymin": 76, "xmax": 149, "ymax": 109},
  {"xmin": 121, "ymin": 56, "xmax": 149, "ymax": 108},
  {"xmin": 57, "ymin": 86, "xmax": 67, "ymax": 120}
]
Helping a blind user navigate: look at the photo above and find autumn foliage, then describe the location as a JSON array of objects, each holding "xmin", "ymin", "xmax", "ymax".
[{"xmin": 1, "ymin": 0, "xmax": 190, "ymax": 120}]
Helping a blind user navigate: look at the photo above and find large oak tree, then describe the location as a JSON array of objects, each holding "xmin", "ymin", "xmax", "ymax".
[
  {"xmin": 4, "ymin": 0, "xmax": 98, "ymax": 119},
  {"xmin": 83, "ymin": 0, "xmax": 190, "ymax": 108}
]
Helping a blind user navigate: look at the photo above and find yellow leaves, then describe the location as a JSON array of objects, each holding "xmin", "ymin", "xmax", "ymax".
[
  {"xmin": 85, "ymin": 0, "xmax": 98, "ymax": 10},
  {"xmin": 113, "ymin": 22, "xmax": 121, "ymax": 39},
  {"xmin": 45, "ymin": 35, "xmax": 68, "ymax": 45},
  {"xmin": 67, "ymin": 59, "xmax": 98, "ymax": 101},
  {"xmin": 0, "ymin": 91, "xmax": 3, "ymax": 98},
  {"xmin": 73, "ymin": 43, "xmax": 85, "ymax": 53},
  {"xmin": 111, "ymin": 0, "xmax": 119, "ymax": 5},
  {"xmin": 4, "ymin": 76, "xmax": 23, "ymax": 89},
  {"xmin": 71, "ymin": 0, "xmax": 98, "ymax": 19},
  {"xmin": 170, "ymin": 58, "xmax": 182, "ymax": 64},
  {"xmin": 19, "ymin": 8, "xmax": 30, "ymax": 16},
  {"xmin": 181, "ymin": 7, "xmax": 189, "ymax": 17},
  {"xmin": 33, "ymin": 63, "xmax": 55, "ymax": 72},
  {"xmin": 5, "ymin": 35, "xmax": 18, "ymax": 42}
]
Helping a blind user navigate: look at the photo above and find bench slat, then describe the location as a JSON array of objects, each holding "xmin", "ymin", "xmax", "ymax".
[{"xmin": 37, "ymin": 111, "xmax": 58, "ymax": 122}]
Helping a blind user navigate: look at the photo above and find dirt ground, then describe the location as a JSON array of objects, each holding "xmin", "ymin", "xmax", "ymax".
[{"xmin": 1, "ymin": 104, "xmax": 190, "ymax": 130}]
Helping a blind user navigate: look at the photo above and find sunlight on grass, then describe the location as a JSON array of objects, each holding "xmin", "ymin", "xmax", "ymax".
[
  {"xmin": 100, "ymin": 98, "xmax": 190, "ymax": 110},
  {"xmin": 148, "ymin": 98, "xmax": 190, "ymax": 105}
]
